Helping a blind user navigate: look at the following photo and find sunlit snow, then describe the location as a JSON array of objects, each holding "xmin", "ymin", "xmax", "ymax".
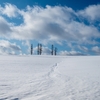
[{"xmin": 0, "ymin": 55, "xmax": 100, "ymax": 100}]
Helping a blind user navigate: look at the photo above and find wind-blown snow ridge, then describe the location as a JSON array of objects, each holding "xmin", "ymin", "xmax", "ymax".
[{"xmin": 0, "ymin": 56, "xmax": 100, "ymax": 100}]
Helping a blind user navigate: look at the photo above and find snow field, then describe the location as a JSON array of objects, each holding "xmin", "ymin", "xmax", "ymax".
[{"xmin": 0, "ymin": 56, "xmax": 100, "ymax": 100}]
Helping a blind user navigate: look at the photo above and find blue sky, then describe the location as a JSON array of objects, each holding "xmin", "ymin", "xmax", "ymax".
[{"xmin": 0, "ymin": 0, "xmax": 100, "ymax": 55}]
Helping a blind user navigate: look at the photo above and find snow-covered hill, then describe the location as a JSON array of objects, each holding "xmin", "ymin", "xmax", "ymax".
[{"xmin": 0, "ymin": 55, "xmax": 100, "ymax": 100}]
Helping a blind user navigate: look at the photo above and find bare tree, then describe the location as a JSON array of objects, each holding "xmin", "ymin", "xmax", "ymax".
[
  {"xmin": 51, "ymin": 45, "xmax": 54, "ymax": 55},
  {"xmin": 37, "ymin": 43, "xmax": 42, "ymax": 55},
  {"xmin": 31, "ymin": 44, "xmax": 33, "ymax": 55},
  {"xmin": 55, "ymin": 47, "xmax": 57, "ymax": 55},
  {"xmin": 40, "ymin": 44, "xmax": 42, "ymax": 55},
  {"xmin": 37, "ymin": 43, "xmax": 40, "ymax": 55}
]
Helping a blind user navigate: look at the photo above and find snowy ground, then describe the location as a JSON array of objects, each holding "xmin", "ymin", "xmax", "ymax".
[{"xmin": 0, "ymin": 55, "xmax": 100, "ymax": 100}]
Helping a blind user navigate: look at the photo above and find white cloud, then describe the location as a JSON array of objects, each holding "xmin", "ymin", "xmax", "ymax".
[
  {"xmin": 0, "ymin": 16, "xmax": 11, "ymax": 37},
  {"xmin": 9, "ymin": 5, "xmax": 100, "ymax": 44},
  {"xmin": 42, "ymin": 47, "xmax": 51, "ymax": 55},
  {"xmin": 78, "ymin": 45, "xmax": 88, "ymax": 52},
  {"xmin": 78, "ymin": 4, "xmax": 100, "ymax": 21},
  {"xmin": 0, "ymin": 4, "xmax": 100, "ymax": 49},
  {"xmin": 92, "ymin": 46, "xmax": 100, "ymax": 54},
  {"xmin": 0, "ymin": 40, "xmax": 21, "ymax": 55},
  {"xmin": 59, "ymin": 50, "xmax": 85, "ymax": 56},
  {"xmin": 0, "ymin": 3, "xmax": 19, "ymax": 17}
]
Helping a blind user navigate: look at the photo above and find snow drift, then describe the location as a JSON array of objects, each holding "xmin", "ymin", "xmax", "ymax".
[{"xmin": 0, "ymin": 55, "xmax": 100, "ymax": 100}]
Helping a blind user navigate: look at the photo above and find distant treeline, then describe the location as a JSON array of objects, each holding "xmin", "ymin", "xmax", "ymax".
[{"xmin": 31, "ymin": 44, "xmax": 57, "ymax": 55}]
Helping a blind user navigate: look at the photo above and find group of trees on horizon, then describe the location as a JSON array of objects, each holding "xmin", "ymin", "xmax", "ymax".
[
  {"xmin": 51, "ymin": 45, "xmax": 57, "ymax": 55},
  {"xmin": 31, "ymin": 44, "xmax": 57, "ymax": 55},
  {"xmin": 37, "ymin": 43, "xmax": 42, "ymax": 55}
]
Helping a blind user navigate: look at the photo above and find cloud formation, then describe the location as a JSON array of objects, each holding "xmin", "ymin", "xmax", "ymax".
[
  {"xmin": 0, "ymin": 3, "xmax": 100, "ymax": 55},
  {"xmin": 0, "ymin": 16, "xmax": 11, "ymax": 38},
  {"xmin": 59, "ymin": 50, "xmax": 85, "ymax": 56},
  {"xmin": 0, "ymin": 3, "xmax": 18, "ymax": 17},
  {"xmin": 92, "ymin": 46, "xmax": 100, "ymax": 54},
  {"xmin": 0, "ymin": 4, "xmax": 99, "ymax": 43},
  {"xmin": 78, "ymin": 4, "xmax": 100, "ymax": 21},
  {"xmin": 0, "ymin": 40, "xmax": 21, "ymax": 55}
]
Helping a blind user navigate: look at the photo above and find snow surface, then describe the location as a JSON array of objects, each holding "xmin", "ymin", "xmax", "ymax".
[{"xmin": 0, "ymin": 55, "xmax": 100, "ymax": 100}]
